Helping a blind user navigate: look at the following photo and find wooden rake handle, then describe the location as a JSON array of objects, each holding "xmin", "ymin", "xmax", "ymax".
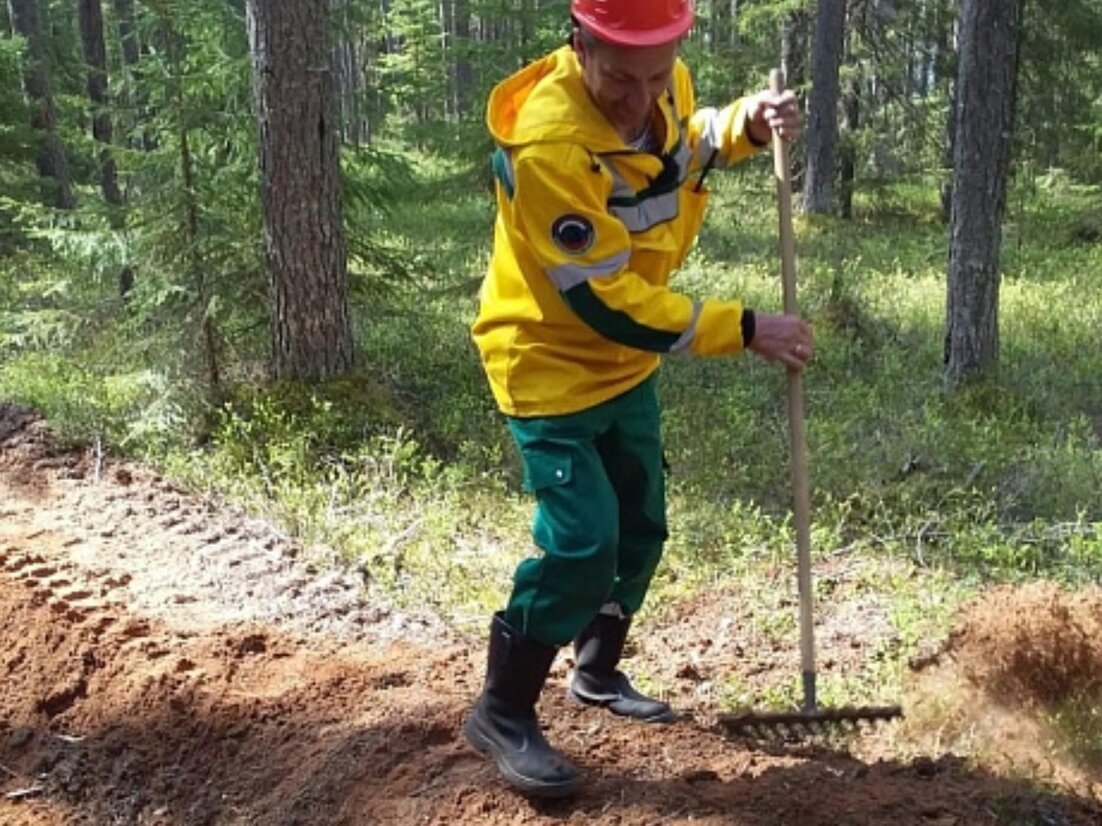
[{"xmin": 768, "ymin": 68, "xmax": 818, "ymax": 711}]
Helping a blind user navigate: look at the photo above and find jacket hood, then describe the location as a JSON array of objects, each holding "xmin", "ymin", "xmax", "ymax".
[{"xmin": 486, "ymin": 46, "xmax": 627, "ymax": 153}]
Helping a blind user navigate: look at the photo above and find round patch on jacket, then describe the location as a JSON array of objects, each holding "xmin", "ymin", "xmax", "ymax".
[{"xmin": 551, "ymin": 214, "xmax": 595, "ymax": 256}]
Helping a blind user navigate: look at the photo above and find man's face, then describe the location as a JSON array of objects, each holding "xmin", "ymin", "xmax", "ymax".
[{"xmin": 574, "ymin": 34, "xmax": 678, "ymax": 142}]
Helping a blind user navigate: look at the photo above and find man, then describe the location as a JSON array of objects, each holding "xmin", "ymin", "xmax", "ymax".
[{"xmin": 465, "ymin": 0, "xmax": 813, "ymax": 798}]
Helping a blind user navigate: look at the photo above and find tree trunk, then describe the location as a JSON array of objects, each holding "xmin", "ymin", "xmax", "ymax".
[
  {"xmin": 518, "ymin": 0, "xmax": 532, "ymax": 63},
  {"xmin": 156, "ymin": 13, "xmax": 219, "ymax": 388},
  {"xmin": 730, "ymin": 0, "xmax": 740, "ymax": 52},
  {"xmin": 710, "ymin": 0, "xmax": 733, "ymax": 72},
  {"xmin": 440, "ymin": 0, "xmax": 453, "ymax": 120},
  {"xmin": 112, "ymin": 0, "xmax": 154, "ymax": 150},
  {"xmin": 381, "ymin": 0, "xmax": 395, "ymax": 57},
  {"xmin": 780, "ymin": 9, "xmax": 809, "ymax": 92},
  {"xmin": 839, "ymin": 55, "xmax": 861, "ymax": 219},
  {"xmin": 452, "ymin": 0, "xmax": 472, "ymax": 118},
  {"xmin": 937, "ymin": 3, "xmax": 957, "ymax": 221},
  {"xmin": 78, "ymin": 0, "xmax": 122, "ymax": 209},
  {"xmin": 803, "ymin": 0, "xmax": 847, "ymax": 214},
  {"xmin": 867, "ymin": 0, "xmax": 899, "ymax": 177},
  {"xmin": 246, "ymin": 0, "xmax": 356, "ymax": 381},
  {"xmin": 8, "ymin": 0, "xmax": 75, "ymax": 208},
  {"xmin": 841, "ymin": 0, "xmax": 872, "ymax": 220},
  {"xmin": 180, "ymin": 124, "xmax": 220, "ymax": 391},
  {"xmin": 940, "ymin": 72, "xmax": 956, "ymax": 222},
  {"xmin": 332, "ymin": 0, "xmax": 365, "ymax": 145},
  {"xmin": 113, "ymin": 0, "xmax": 139, "ymax": 65},
  {"xmin": 780, "ymin": 9, "xmax": 810, "ymax": 190},
  {"xmin": 945, "ymin": 0, "xmax": 1022, "ymax": 391}
]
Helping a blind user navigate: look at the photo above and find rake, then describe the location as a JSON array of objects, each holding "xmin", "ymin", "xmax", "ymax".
[{"xmin": 716, "ymin": 69, "xmax": 903, "ymax": 739}]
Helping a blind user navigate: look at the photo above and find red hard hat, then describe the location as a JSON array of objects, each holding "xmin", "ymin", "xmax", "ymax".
[{"xmin": 572, "ymin": 0, "xmax": 695, "ymax": 47}]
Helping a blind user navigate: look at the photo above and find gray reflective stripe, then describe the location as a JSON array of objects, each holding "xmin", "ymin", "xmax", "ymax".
[
  {"xmin": 672, "ymin": 138, "xmax": 693, "ymax": 179},
  {"xmin": 691, "ymin": 106, "xmax": 730, "ymax": 170},
  {"xmin": 669, "ymin": 301, "xmax": 702, "ymax": 353},
  {"xmin": 602, "ymin": 121, "xmax": 695, "ymax": 234},
  {"xmin": 604, "ymin": 153, "xmax": 684, "ymax": 232},
  {"xmin": 606, "ymin": 161, "xmax": 631, "ymax": 199},
  {"xmin": 546, "ymin": 250, "xmax": 631, "ymax": 292},
  {"xmin": 610, "ymin": 191, "xmax": 680, "ymax": 232}
]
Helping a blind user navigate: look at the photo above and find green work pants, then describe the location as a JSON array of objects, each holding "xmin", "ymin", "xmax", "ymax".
[{"xmin": 503, "ymin": 373, "xmax": 667, "ymax": 647}]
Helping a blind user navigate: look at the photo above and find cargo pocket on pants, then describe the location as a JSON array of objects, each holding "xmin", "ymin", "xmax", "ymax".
[{"xmin": 521, "ymin": 447, "xmax": 573, "ymax": 493}]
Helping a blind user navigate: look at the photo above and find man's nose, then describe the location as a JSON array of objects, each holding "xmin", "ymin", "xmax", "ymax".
[{"xmin": 626, "ymin": 80, "xmax": 650, "ymax": 110}]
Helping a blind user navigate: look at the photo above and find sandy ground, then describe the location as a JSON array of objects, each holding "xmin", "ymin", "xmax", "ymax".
[{"xmin": 1, "ymin": 402, "xmax": 1100, "ymax": 825}]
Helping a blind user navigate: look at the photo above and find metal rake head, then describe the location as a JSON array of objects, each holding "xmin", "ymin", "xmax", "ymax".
[{"xmin": 716, "ymin": 705, "xmax": 904, "ymax": 740}]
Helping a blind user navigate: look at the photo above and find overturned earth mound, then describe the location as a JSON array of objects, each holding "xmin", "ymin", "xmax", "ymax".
[
  {"xmin": 904, "ymin": 583, "xmax": 1102, "ymax": 800},
  {"xmin": 955, "ymin": 583, "xmax": 1102, "ymax": 708}
]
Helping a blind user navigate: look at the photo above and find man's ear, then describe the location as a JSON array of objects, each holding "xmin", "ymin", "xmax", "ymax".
[{"xmin": 572, "ymin": 31, "xmax": 587, "ymax": 68}]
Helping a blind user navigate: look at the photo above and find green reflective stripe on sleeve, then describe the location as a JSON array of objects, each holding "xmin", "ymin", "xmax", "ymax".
[
  {"xmin": 546, "ymin": 250, "xmax": 631, "ymax": 291},
  {"xmin": 492, "ymin": 147, "xmax": 515, "ymax": 198},
  {"xmin": 563, "ymin": 282, "xmax": 681, "ymax": 352}
]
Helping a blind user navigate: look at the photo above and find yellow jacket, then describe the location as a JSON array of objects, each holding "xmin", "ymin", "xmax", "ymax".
[{"xmin": 472, "ymin": 46, "xmax": 763, "ymax": 417}]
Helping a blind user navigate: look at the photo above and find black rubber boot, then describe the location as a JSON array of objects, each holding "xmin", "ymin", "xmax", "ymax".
[
  {"xmin": 463, "ymin": 613, "xmax": 580, "ymax": 798},
  {"xmin": 570, "ymin": 610, "xmax": 676, "ymax": 723}
]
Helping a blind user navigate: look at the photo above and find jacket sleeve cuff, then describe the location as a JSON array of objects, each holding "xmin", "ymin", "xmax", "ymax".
[{"xmin": 740, "ymin": 308, "xmax": 756, "ymax": 346}]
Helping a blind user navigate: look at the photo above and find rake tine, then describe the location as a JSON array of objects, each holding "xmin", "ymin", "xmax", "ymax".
[{"xmin": 715, "ymin": 704, "xmax": 903, "ymax": 739}]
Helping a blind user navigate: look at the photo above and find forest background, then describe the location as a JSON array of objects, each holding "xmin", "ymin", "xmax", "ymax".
[{"xmin": 1, "ymin": 0, "xmax": 1101, "ymax": 763}]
